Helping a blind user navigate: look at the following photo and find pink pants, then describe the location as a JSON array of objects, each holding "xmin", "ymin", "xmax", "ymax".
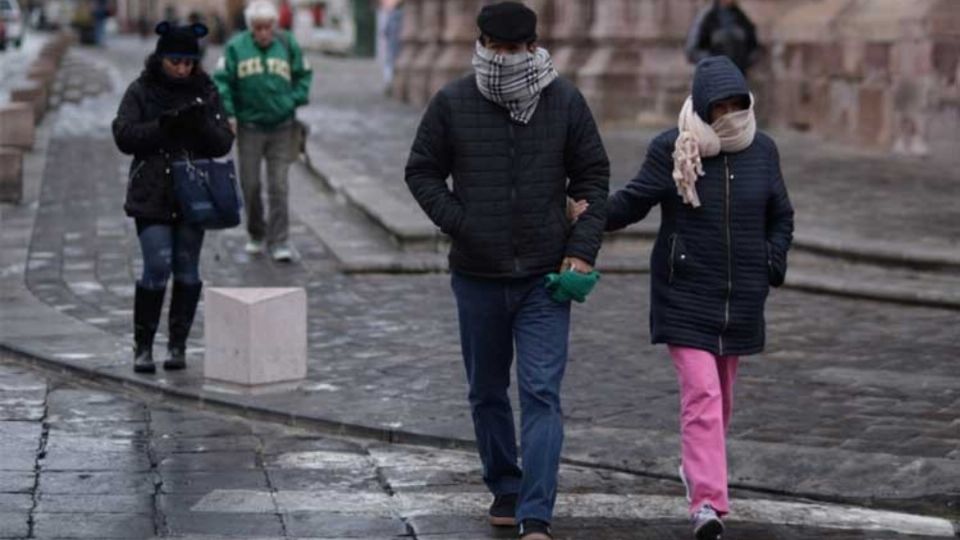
[{"xmin": 669, "ymin": 345, "xmax": 739, "ymax": 517}]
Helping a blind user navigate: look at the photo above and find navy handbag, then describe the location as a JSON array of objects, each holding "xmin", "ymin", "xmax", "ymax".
[{"xmin": 171, "ymin": 157, "xmax": 242, "ymax": 230}]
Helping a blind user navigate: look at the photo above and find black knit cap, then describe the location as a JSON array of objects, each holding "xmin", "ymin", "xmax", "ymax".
[
  {"xmin": 154, "ymin": 21, "xmax": 208, "ymax": 59},
  {"xmin": 477, "ymin": 1, "xmax": 538, "ymax": 44}
]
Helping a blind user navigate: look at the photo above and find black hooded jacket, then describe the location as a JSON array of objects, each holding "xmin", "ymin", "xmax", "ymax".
[
  {"xmin": 685, "ymin": 2, "xmax": 759, "ymax": 73},
  {"xmin": 606, "ymin": 57, "xmax": 794, "ymax": 356},
  {"xmin": 112, "ymin": 55, "xmax": 235, "ymax": 221}
]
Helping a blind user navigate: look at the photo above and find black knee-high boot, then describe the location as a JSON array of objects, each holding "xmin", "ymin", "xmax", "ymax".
[
  {"xmin": 134, "ymin": 283, "xmax": 166, "ymax": 373},
  {"xmin": 164, "ymin": 281, "xmax": 202, "ymax": 370}
]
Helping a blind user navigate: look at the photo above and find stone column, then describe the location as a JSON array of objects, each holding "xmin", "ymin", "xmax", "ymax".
[
  {"xmin": 391, "ymin": 0, "xmax": 422, "ymax": 101},
  {"xmin": 633, "ymin": 0, "xmax": 699, "ymax": 124},
  {"xmin": 430, "ymin": 0, "xmax": 483, "ymax": 99},
  {"xmin": 406, "ymin": 0, "xmax": 445, "ymax": 107},
  {"xmin": 578, "ymin": 0, "xmax": 642, "ymax": 123},
  {"xmin": 550, "ymin": 0, "xmax": 594, "ymax": 82}
]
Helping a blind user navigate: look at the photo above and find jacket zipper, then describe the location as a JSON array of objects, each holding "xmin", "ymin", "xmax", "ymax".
[
  {"xmin": 508, "ymin": 122, "xmax": 520, "ymax": 273},
  {"xmin": 668, "ymin": 233, "xmax": 677, "ymax": 284},
  {"xmin": 130, "ymin": 160, "xmax": 146, "ymax": 178},
  {"xmin": 720, "ymin": 156, "xmax": 733, "ymax": 355}
]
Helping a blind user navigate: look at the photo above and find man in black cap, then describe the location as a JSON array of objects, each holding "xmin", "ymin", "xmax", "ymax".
[{"xmin": 405, "ymin": 3, "xmax": 609, "ymax": 539}]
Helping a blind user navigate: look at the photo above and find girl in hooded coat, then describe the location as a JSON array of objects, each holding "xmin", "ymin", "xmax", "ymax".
[
  {"xmin": 113, "ymin": 22, "xmax": 234, "ymax": 374},
  {"xmin": 605, "ymin": 56, "xmax": 794, "ymax": 540}
]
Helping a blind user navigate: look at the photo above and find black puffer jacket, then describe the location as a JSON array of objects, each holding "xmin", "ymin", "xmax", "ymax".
[
  {"xmin": 113, "ymin": 56, "xmax": 234, "ymax": 221},
  {"xmin": 606, "ymin": 57, "xmax": 794, "ymax": 356},
  {"xmin": 405, "ymin": 75, "xmax": 609, "ymax": 279}
]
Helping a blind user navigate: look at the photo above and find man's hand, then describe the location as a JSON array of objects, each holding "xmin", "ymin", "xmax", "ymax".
[
  {"xmin": 560, "ymin": 257, "xmax": 593, "ymax": 274},
  {"xmin": 228, "ymin": 119, "xmax": 237, "ymax": 134}
]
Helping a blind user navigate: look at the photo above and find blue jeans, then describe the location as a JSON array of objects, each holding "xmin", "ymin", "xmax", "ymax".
[
  {"xmin": 136, "ymin": 220, "xmax": 204, "ymax": 289},
  {"xmin": 451, "ymin": 272, "xmax": 571, "ymax": 525}
]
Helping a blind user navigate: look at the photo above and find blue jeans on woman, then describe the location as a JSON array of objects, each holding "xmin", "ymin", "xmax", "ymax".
[
  {"xmin": 136, "ymin": 220, "xmax": 204, "ymax": 289},
  {"xmin": 450, "ymin": 272, "xmax": 571, "ymax": 525}
]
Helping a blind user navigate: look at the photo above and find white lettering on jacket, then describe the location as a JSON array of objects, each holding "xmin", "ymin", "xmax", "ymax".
[{"xmin": 237, "ymin": 57, "xmax": 291, "ymax": 81}]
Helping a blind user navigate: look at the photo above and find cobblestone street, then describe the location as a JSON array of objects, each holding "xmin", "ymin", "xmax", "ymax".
[{"xmin": 1, "ymin": 35, "xmax": 958, "ymax": 538}]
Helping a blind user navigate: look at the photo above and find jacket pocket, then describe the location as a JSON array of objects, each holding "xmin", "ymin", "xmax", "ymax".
[
  {"xmin": 128, "ymin": 161, "xmax": 150, "ymax": 203},
  {"xmin": 668, "ymin": 233, "xmax": 690, "ymax": 285},
  {"xmin": 767, "ymin": 241, "xmax": 787, "ymax": 287}
]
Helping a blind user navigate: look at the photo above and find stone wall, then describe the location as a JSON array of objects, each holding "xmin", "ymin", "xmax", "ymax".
[{"xmin": 392, "ymin": 0, "xmax": 960, "ymax": 157}]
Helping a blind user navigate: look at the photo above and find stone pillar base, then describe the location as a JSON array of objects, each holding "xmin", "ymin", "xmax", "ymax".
[
  {"xmin": 10, "ymin": 82, "xmax": 48, "ymax": 124},
  {"xmin": 204, "ymin": 288, "xmax": 308, "ymax": 387},
  {"xmin": 0, "ymin": 148, "xmax": 23, "ymax": 204},
  {"xmin": 0, "ymin": 104, "xmax": 36, "ymax": 150}
]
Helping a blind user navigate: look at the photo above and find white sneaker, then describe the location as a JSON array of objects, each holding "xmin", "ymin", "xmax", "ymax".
[
  {"xmin": 244, "ymin": 239, "xmax": 265, "ymax": 255},
  {"xmin": 271, "ymin": 243, "xmax": 296, "ymax": 262},
  {"xmin": 692, "ymin": 504, "xmax": 724, "ymax": 540}
]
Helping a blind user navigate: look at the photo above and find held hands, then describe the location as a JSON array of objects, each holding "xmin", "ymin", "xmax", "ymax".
[
  {"xmin": 560, "ymin": 256, "xmax": 593, "ymax": 274},
  {"xmin": 562, "ymin": 199, "xmax": 593, "ymax": 273},
  {"xmin": 566, "ymin": 198, "xmax": 589, "ymax": 223}
]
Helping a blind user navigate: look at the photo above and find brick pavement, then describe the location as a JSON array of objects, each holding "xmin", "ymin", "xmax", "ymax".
[{"xmin": 0, "ymin": 37, "xmax": 958, "ymax": 532}]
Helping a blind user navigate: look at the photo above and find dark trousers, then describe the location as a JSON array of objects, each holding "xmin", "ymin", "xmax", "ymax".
[
  {"xmin": 135, "ymin": 220, "xmax": 204, "ymax": 289},
  {"xmin": 237, "ymin": 122, "xmax": 296, "ymax": 246},
  {"xmin": 451, "ymin": 272, "xmax": 571, "ymax": 525}
]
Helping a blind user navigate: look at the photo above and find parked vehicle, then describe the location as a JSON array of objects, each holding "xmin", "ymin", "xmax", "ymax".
[{"xmin": 0, "ymin": 0, "xmax": 24, "ymax": 49}]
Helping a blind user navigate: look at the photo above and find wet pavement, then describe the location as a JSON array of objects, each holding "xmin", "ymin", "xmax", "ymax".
[
  {"xmin": 1, "ymin": 35, "xmax": 959, "ymax": 538},
  {"xmin": 0, "ymin": 354, "xmax": 956, "ymax": 539}
]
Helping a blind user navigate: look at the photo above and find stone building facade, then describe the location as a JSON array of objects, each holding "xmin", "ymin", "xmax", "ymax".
[{"xmin": 392, "ymin": 0, "xmax": 960, "ymax": 158}]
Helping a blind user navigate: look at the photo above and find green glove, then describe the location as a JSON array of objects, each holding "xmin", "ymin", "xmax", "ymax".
[{"xmin": 544, "ymin": 270, "xmax": 601, "ymax": 303}]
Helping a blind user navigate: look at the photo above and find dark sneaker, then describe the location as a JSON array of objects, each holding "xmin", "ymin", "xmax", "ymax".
[
  {"xmin": 518, "ymin": 519, "xmax": 552, "ymax": 540},
  {"xmin": 692, "ymin": 504, "xmax": 724, "ymax": 540},
  {"xmin": 488, "ymin": 493, "xmax": 517, "ymax": 527}
]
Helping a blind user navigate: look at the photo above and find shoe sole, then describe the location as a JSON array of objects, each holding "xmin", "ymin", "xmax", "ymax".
[
  {"xmin": 133, "ymin": 365, "xmax": 156, "ymax": 374},
  {"xmin": 519, "ymin": 533, "xmax": 551, "ymax": 540},
  {"xmin": 695, "ymin": 519, "xmax": 724, "ymax": 540},
  {"xmin": 488, "ymin": 516, "xmax": 516, "ymax": 527},
  {"xmin": 163, "ymin": 362, "xmax": 186, "ymax": 370}
]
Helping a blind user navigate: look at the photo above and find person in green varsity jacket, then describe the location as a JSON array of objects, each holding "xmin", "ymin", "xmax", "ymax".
[{"xmin": 213, "ymin": 0, "xmax": 312, "ymax": 262}]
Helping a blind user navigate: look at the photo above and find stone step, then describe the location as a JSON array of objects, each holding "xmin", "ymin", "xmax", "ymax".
[
  {"xmin": 293, "ymin": 158, "xmax": 960, "ymax": 309},
  {"xmin": 304, "ymin": 137, "xmax": 959, "ymax": 273}
]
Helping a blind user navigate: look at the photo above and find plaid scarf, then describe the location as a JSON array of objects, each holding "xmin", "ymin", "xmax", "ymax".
[{"xmin": 472, "ymin": 41, "xmax": 558, "ymax": 125}]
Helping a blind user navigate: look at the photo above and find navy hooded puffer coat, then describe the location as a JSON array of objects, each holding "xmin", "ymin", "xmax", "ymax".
[{"xmin": 606, "ymin": 56, "xmax": 794, "ymax": 356}]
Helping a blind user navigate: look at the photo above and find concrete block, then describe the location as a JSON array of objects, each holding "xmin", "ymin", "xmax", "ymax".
[
  {"xmin": 27, "ymin": 60, "xmax": 58, "ymax": 88},
  {"xmin": 204, "ymin": 288, "xmax": 307, "ymax": 387},
  {"xmin": 0, "ymin": 104, "xmax": 36, "ymax": 150},
  {"xmin": 10, "ymin": 82, "xmax": 48, "ymax": 123},
  {"xmin": 0, "ymin": 148, "xmax": 24, "ymax": 204}
]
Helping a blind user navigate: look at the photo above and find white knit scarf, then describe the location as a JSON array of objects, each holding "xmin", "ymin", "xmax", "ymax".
[
  {"xmin": 672, "ymin": 93, "xmax": 756, "ymax": 207},
  {"xmin": 472, "ymin": 41, "xmax": 558, "ymax": 125}
]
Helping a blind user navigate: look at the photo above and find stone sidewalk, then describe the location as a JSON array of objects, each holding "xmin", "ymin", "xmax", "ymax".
[
  {"xmin": 0, "ymin": 37, "xmax": 958, "ymax": 535},
  {"xmin": 298, "ymin": 55, "xmax": 960, "ymax": 308}
]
